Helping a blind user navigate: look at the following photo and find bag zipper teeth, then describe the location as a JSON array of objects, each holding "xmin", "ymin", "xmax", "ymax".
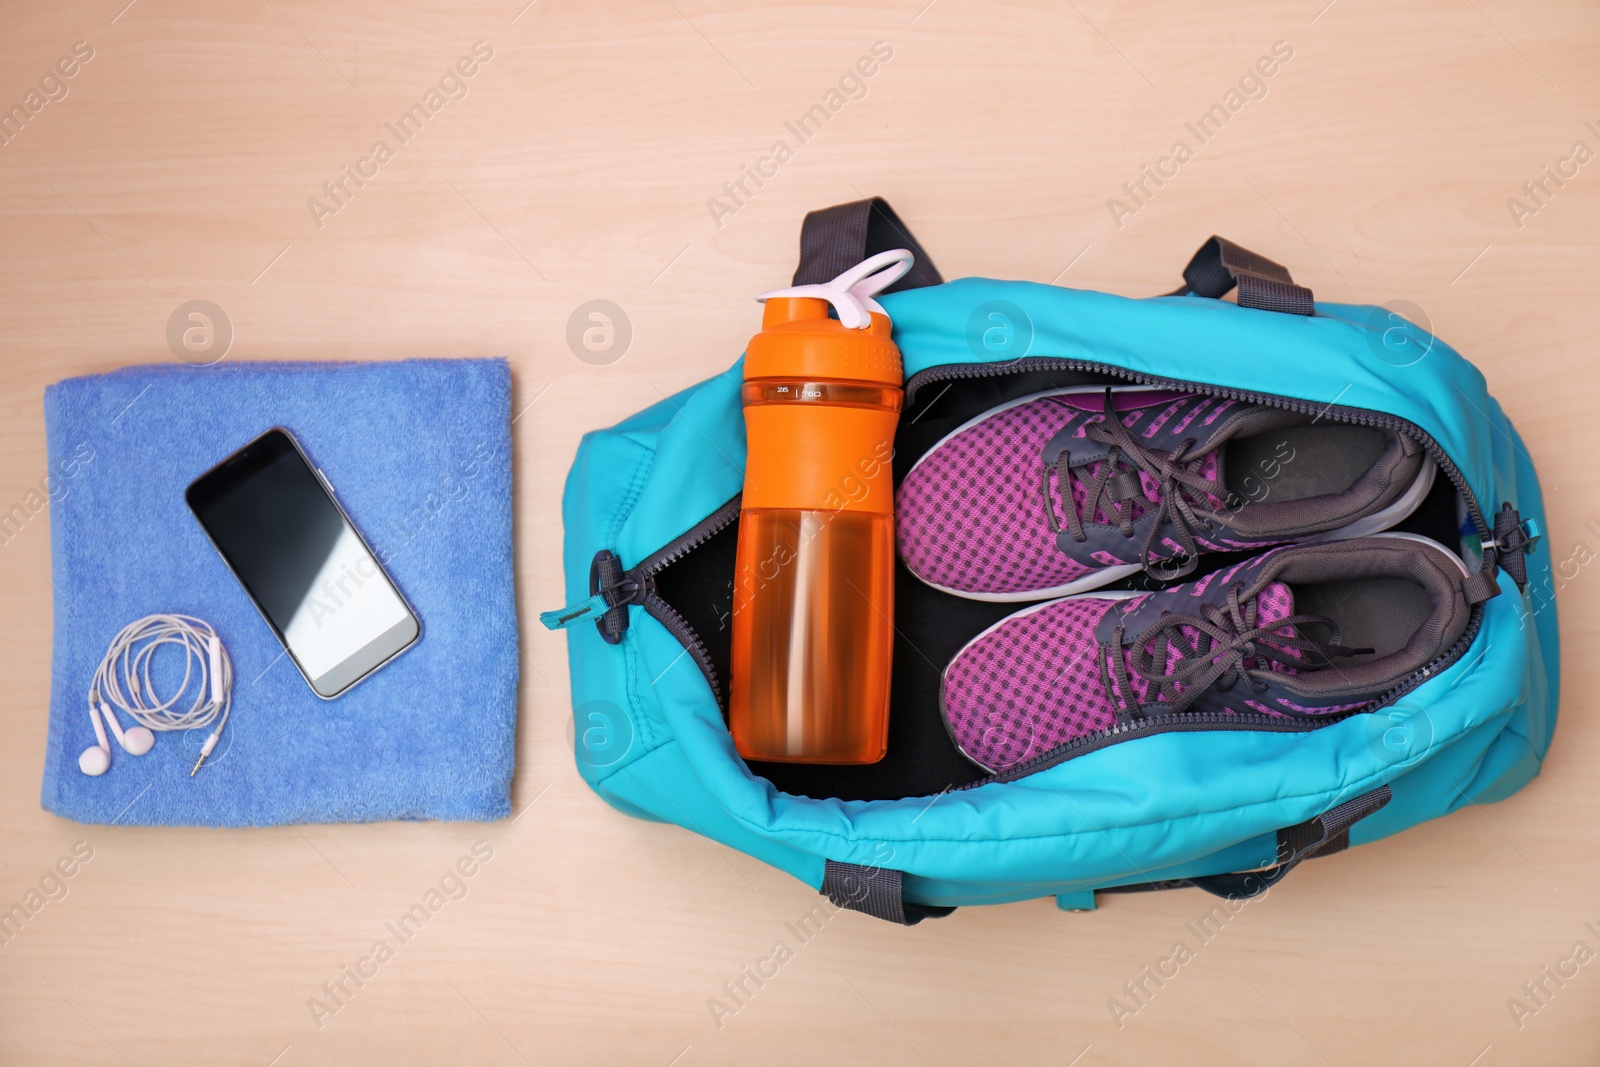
[
  {"xmin": 642, "ymin": 593, "xmax": 726, "ymax": 708},
  {"xmin": 904, "ymin": 359, "xmax": 1493, "ymax": 543},
  {"xmin": 605, "ymin": 496, "xmax": 742, "ymax": 709},
  {"xmin": 1372, "ymin": 590, "xmax": 1483, "ymax": 706},
  {"xmin": 635, "ymin": 495, "xmax": 743, "ymax": 578},
  {"xmin": 965, "ymin": 710, "xmax": 1338, "ymax": 789}
]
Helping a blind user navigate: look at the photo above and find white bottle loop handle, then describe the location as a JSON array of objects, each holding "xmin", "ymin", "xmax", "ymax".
[{"xmin": 756, "ymin": 248, "xmax": 916, "ymax": 330}]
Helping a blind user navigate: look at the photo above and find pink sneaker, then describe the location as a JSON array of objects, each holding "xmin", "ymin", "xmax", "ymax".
[
  {"xmin": 940, "ymin": 536, "xmax": 1471, "ymax": 774},
  {"xmin": 897, "ymin": 387, "xmax": 1435, "ymax": 601}
]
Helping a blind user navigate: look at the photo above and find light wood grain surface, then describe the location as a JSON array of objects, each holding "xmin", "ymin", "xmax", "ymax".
[{"xmin": 2, "ymin": 1, "xmax": 1597, "ymax": 1063}]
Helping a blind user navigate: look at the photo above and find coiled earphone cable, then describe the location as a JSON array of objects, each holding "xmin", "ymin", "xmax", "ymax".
[{"xmin": 84, "ymin": 614, "xmax": 233, "ymax": 777}]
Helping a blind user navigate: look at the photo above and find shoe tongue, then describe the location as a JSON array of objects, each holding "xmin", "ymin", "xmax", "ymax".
[
  {"xmin": 1252, "ymin": 581, "xmax": 1305, "ymax": 674},
  {"xmin": 1254, "ymin": 580, "xmax": 1295, "ymax": 627}
]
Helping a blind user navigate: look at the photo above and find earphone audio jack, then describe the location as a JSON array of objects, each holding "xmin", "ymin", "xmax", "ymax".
[{"xmin": 191, "ymin": 731, "xmax": 222, "ymax": 777}]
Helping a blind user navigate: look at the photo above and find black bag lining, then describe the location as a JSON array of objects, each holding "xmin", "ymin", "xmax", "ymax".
[{"xmin": 650, "ymin": 368, "xmax": 1465, "ymax": 802}]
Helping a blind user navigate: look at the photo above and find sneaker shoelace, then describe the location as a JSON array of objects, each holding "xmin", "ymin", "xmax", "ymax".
[
  {"xmin": 1102, "ymin": 584, "xmax": 1372, "ymax": 718},
  {"xmin": 1041, "ymin": 388, "xmax": 1231, "ymax": 579}
]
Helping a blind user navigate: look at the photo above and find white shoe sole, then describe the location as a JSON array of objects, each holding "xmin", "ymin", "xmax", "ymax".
[{"xmin": 1365, "ymin": 530, "xmax": 1471, "ymax": 577}]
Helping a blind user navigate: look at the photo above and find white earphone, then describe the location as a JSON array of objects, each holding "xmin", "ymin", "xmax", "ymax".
[
  {"xmin": 77, "ymin": 702, "xmax": 156, "ymax": 775},
  {"xmin": 81, "ymin": 614, "xmax": 233, "ymax": 778}
]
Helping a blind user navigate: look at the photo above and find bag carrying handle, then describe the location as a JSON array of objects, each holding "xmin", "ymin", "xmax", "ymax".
[
  {"xmin": 1169, "ymin": 235, "xmax": 1316, "ymax": 316},
  {"xmin": 821, "ymin": 859, "xmax": 955, "ymax": 926},
  {"xmin": 794, "ymin": 198, "xmax": 944, "ymax": 292},
  {"xmin": 1186, "ymin": 785, "xmax": 1391, "ymax": 899},
  {"xmin": 796, "ymin": 204, "xmax": 1312, "ymax": 319},
  {"xmin": 824, "ymin": 786, "xmax": 1389, "ymax": 923},
  {"xmin": 1101, "ymin": 785, "xmax": 1392, "ymax": 903}
]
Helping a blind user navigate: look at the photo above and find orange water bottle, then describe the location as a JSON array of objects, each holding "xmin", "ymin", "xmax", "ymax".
[{"xmin": 728, "ymin": 250, "xmax": 914, "ymax": 764}]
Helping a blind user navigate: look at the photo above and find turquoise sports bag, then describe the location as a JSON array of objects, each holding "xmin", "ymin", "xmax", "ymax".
[{"xmin": 544, "ymin": 198, "xmax": 1557, "ymax": 923}]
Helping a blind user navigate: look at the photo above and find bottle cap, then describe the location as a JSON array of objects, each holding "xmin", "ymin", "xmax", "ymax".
[
  {"xmin": 745, "ymin": 250, "xmax": 912, "ymax": 385},
  {"xmin": 744, "ymin": 299, "xmax": 903, "ymax": 384}
]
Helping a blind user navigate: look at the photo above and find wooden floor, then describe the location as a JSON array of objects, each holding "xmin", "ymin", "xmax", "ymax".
[{"xmin": 2, "ymin": 1, "xmax": 1597, "ymax": 1063}]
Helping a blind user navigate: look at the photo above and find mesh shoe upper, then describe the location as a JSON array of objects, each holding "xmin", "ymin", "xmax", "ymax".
[
  {"xmin": 941, "ymin": 538, "xmax": 1470, "ymax": 773},
  {"xmin": 898, "ymin": 389, "xmax": 1223, "ymax": 597},
  {"xmin": 898, "ymin": 387, "xmax": 1426, "ymax": 599}
]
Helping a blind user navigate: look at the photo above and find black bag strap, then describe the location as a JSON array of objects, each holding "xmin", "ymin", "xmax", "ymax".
[
  {"xmin": 1462, "ymin": 568, "xmax": 1502, "ymax": 607},
  {"xmin": 821, "ymin": 859, "xmax": 955, "ymax": 926},
  {"xmin": 1098, "ymin": 785, "xmax": 1391, "ymax": 903},
  {"xmin": 1186, "ymin": 785, "xmax": 1391, "ymax": 899},
  {"xmin": 829, "ymin": 788, "xmax": 1387, "ymax": 921},
  {"xmin": 1171, "ymin": 235, "xmax": 1315, "ymax": 316},
  {"xmin": 793, "ymin": 198, "xmax": 944, "ymax": 291}
]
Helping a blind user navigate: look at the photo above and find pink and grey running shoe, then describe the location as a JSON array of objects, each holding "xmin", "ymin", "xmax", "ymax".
[
  {"xmin": 897, "ymin": 386, "xmax": 1436, "ymax": 601},
  {"xmin": 940, "ymin": 535, "xmax": 1471, "ymax": 774}
]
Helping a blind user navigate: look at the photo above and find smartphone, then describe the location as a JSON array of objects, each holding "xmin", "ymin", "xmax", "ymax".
[{"xmin": 186, "ymin": 428, "xmax": 420, "ymax": 698}]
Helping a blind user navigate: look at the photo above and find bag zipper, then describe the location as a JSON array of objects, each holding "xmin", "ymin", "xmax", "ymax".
[
  {"xmin": 637, "ymin": 496, "xmax": 744, "ymax": 706},
  {"xmin": 969, "ymin": 711, "xmax": 1333, "ymax": 787},
  {"xmin": 561, "ymin": 356, "xmax": 1499, "ymax": 773},
  {"xmin": 541, "ymin": 496, "xmax": 742, "ymax": 706}
]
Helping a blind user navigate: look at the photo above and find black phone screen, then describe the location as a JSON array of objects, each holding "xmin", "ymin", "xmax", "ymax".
[{"xmin": 186, "ymin": 430, "xmax": 418, "ymax": 697}]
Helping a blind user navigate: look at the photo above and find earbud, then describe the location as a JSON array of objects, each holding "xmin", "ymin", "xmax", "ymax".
[
  {"xmin": 78, "ymin": 702, "xmax": 156, "ymax": 776},
  {"xmin": 78, "ymin": 703, "xmax": 112, "ymax": 776},
  {"xmin": 100, "ymin": 703, "xmax": 155, "ymax": 756},
  {"xmin": 79, "ymin": 744, "xmax": 111, "ymax": 776}
]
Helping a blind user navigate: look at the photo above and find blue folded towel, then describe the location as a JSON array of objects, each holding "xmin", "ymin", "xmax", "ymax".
[{"xmin": 42, "ymin": 358, "xmax": 517, "ymax": 826}]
